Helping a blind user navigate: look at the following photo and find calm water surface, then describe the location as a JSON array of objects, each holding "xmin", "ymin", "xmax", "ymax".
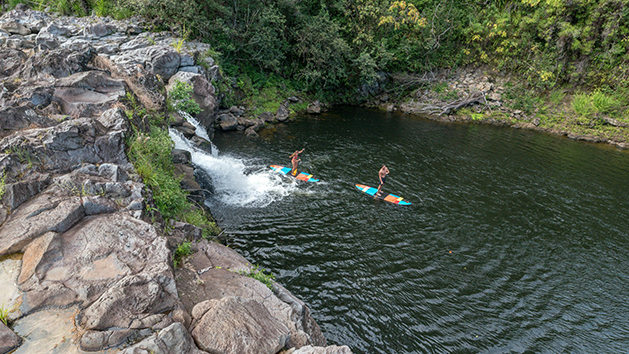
[{"xmin": 202, "ymin": 107, "xmax": 629, "ymax": 354}]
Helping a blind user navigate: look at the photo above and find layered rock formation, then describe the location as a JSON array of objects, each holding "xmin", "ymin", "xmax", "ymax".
[{"xmin": 0, "ymin": 5, "xmax": 351, "ymax": 354}]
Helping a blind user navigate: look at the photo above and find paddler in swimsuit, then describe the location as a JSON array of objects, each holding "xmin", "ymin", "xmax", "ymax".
[
  {"xmin": 376, "ymin": 164, "xmax": 389, "ymax": 197},
  {"xmin": 290, "ymin": 148, "xmax": 305, "ymax": 176}
]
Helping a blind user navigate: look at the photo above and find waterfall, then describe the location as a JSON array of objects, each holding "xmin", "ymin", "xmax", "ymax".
[{"xmin": 169, "ymin": 113, "xmax": 296, "ymax": 207}]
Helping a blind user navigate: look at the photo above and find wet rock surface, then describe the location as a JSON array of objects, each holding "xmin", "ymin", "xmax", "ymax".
[
  {"xmin": 0, "ymin": 6, "xmax": 347, "ymax": 354},
  {"xmin": 0, "ymin": 321, "xmax": 21, "ymax": 354}
]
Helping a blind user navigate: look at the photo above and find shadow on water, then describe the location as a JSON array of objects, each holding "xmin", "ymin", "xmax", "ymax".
[{"xmin": 198, "ymin": 107, "xmax": 629, "ymax": 354}]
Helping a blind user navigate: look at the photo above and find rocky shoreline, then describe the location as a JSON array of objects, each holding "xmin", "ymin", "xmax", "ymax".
[
  {"xmin": 0, "ymin": 5, "xmax": 350, "ymax": 354},
  {"xmin": 367, "ymin": 69, "xmax": 629, "ymax": 150}
]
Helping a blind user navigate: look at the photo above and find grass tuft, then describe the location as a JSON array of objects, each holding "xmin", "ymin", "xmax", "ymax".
[{"xmin": 238, "ymin": 264, "xmax": 276, "ymax": 290}]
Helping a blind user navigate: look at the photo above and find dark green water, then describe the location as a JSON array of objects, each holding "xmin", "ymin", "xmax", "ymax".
[{"xmin": 204, "ymin": 107, "xmax": 629, "ymax": 354}]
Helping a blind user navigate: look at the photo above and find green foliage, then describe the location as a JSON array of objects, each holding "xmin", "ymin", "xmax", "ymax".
[
  {"xmin": 125, "ymin": 94, "xmax": 220, "ymax": 237},
  {"xmin": 168, "ymin": 81, "xmax": 201, "ymax": 115},
  {"xmin": 183, "ymin": 209, "xmax": 221, "ymax": 238},
  {"xmin": 173, "ymin": 241, "xmax": 193, "ymax": 268},
  {"xmin": 128, "ymin": 128, "xmax": 182, "ymax": 218},
  {"xmin": 19, "ymin": 0, "xmax": 629, "ymax": 106},
  {"xmin": 0, "ymin": 303, "xmax": 17, "ymax": 326},
  {"xmin": 470, "ymin": 112, "xmax": 485, "ymax": 121},
  {"xmin": 591, "ymin": 91, "xmax": 620, "ymax": 115},
  {"xmin": 5, "ymin": 146, "xmax": 37, "ymax": 169},
  {"xmin": 239, "ymin": 264, "xmax": 275, "ymax": 290},
  {"xmin": 549, "ymin": 90, "xmax": 566, "ymax": 105},
  {"xmin": 503, "ymin": 83, "xmax": 542, "ymax": 114},
  {"xmin": 572, "ymin": 90, "xmax": 622, "ymax": 117},
  {"xmin": 0, "ymin": 172, "xmax": 5, "ymax": 201}
]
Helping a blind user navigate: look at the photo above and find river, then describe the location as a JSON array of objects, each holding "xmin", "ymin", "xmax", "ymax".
[{"xmin": 173, "ymin": 107, "xmax": 629, "ymax": 354}]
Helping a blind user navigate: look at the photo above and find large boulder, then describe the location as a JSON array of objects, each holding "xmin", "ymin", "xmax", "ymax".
[
  {"xmin": 0, "ymin": 106, "xmax": 56, "ymax": 139},
  {"xmin": 0, "ymin": 190, "xmax": 84, "ymax": 257},
  {"xmin": 177, "ymin": 240, "xmax": 327, "ymax": 349},
  {"xmin": 53, "ymin": 71, "xmax": 126, "ymax": 117},
  {"xmin": 0, "ymin": 322, "xmax": 22, "ymax": 354},
  {"xmin": 216, "ymin": 112, "xmax": 238, "ymax": 131},
  {"xmin": 276, "ymin": 102, "xmax": 290, "ymax": 122},
  {"xmin": 167, "ymin": 71, "xmax": 218, "ymax": 131},
  {"xmin": 0, "ymin": 117, "xmax": 128, "ymax": 173},
  {"xmin": 0, "ymin": 48, "xmax": 26, "ymax": 77},
  {"xmin": 17, "ymin": 212, "xmax": 174, "ymax": 313},
  {"xmin": 110, "ymin": 45, "xmax": 181, "ymax": 80},
  {"xmin": 19, "ymin": 44, "xmax": 95, "ymax": 80},
  {"xmin": 120, "ymin": 322, "xmax": 205, "ymax": 354},
  {"xmin": 191, "ymin": 296, "xmax": 291, "ymax": 354}
]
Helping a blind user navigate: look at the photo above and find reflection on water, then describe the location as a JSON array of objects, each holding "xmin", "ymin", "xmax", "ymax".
[{"xmin": 203, "ymin": 107, "xmax": 629, "ymax": 354}]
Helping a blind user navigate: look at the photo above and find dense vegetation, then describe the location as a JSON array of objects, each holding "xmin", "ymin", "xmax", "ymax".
[
  {"xmin": 124, "ymin": 86, "xmax": 221, "ymax": 239},
  {"xmin": 9, "ymin": 0, "xmax": 627, "ymax": 92},
  {"xmin": 4, "ymin": 0, "xmax": 629, "ymax": 135}
]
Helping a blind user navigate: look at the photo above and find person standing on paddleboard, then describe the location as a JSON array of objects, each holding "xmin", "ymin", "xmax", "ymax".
[
  {"xmin": 290, "ymin": 148, "xmax": 305, "ymax": 176},
  {"xmin": 376, "ymin": 164, "xmax": 389, "ymax": 196}
]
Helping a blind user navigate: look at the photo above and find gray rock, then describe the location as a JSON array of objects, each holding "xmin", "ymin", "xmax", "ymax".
[
  {"xmin": 17, "ymin": 212, "xmax": 171, "ymax": 314},
  {"xmin": 119, "ymin": 36, "xmax": 153, "ymax": 51},
  {"xmin": 111, "ymin": 45, "xmax": 181, "ymax": 80},
  {"xmin": 80, "ymin": 328, "xmax": 138, "ymax": 351},
  {"xmin": 0, "ymin": 192, "xmax": 84, "ymax": 257},
  {"xmin": 1, "ymin": 175, "xmax": 52, "ymax": 210},
  {"xmin": 276, "ymin": 103, "xmax": 290, "ymax": 122},
  {"xmin": 167, "ymin": 71, "xmax": 217, "ymax": 128},
  {"xmin": 98, "ymin": 108, "xmax": 129, "ymax": 131},
  {"xmin": 486, "ymin": 92, "xmax": 501, "ymax": 101},
  {"xmin": 6, "ymin": 35, "xmax": 34, "ymax": 49},
  {"xmin": 83, "ymin": 196, "xmax": 118, "ymax": 215},
  {"xmin": 259, "ymin": 111, "xmax": 274, "ymax": 123},
  {"xmin": 191, "ymin": 296, "xmax": 291, "ymax": 354},
  {"xmin": 84, "ymin": 23, "xmax": 116, "ymax": 38},
  {"xmin": 216, "ymin": 113, "xmax": 238, "ymax": 131},
  {"xmin": 20, "ymin": 44, "xmax": 95, "ymax": 80},
  {"xmin": 307, "ymin": 101, "xmax": 322, "ymax": 114},
  {"xmin": 79, "ymin": 271, "xmax": 177, "ymax": 330},
  {"xmin": 292, "ymin": 345, "xmax": 354, "ymax": 354},
  {"xmin": 180, "ymin": 54, "xmax": 195, "ymax": 67},
  {"xmin": 41, "ymin": 22, "xmax": 73, "ymax": 37},
  {"xmin": 176, "ymin": 240, "xmax": 326, "ymax": 349},
  {"xmin": 94, "ymin": 43, "xmax": 120, "ymax": 55},
  {"xmin": 0, "ymin": 322, "xmax": 22, "ymax": 354},
  {"xmin": 229, "ymin": 105, "xmax": 245, "ymax": 116},
  {"xmin": 245, "ymin": 126, "xmax": 259, "ymax": 138},
  {"xmin": 98, "ymin": 163, "xmax": 128, "ymax": 182},
  {"xmin": 0, "ymin": 106, "xmax": 55, "ymax": 139},
  {"xmin": 53, "ymin": 71, "xmax": 126, "ymax": 117},
  {"xmin": 178, "ymin": 65, "xmax": 200, "ymax": 74},
  {"xmin": 0, "ymin": 20, "xmax": 31, "ymax": 35},
  {"xmin": 120, "ymin": 322, "xmax": 203, "ymax": 354},
  {"xmin": 171, "ymin": 149, "xmax": 191, "ymax": 164},
  {"xmin": 35, "ymin": 29, "xmax": 58, "ymax": 50}
]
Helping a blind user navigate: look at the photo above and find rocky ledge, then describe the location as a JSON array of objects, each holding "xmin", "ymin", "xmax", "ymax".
[{"xmin": 0, "ymin": 5, "xmax": 351, "ymax": 354}]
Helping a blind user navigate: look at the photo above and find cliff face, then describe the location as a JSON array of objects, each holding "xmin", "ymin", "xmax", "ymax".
[{"xmin": 0, "ymin": 5, "xmax": 350, "ymax": 354}]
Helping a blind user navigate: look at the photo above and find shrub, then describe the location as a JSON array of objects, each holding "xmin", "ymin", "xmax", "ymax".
[
  {"xmin": 0, "ymin": 173, "xmax": 5, "ymax": 201},
  {"xmin": 169, "ymin": 81, "xmax": 201, "ymax": 115},
  {"xmin": 239, "ymin": 264, "xmax": 275, "ymax": 290},
  {"xmin": 572, "ymin": 94, "xmax": 595, "ymax": 117},
  {"xmin": 173, "ymin": 241, "xmax": 193, "ymax": 268},
  {"xmin": 591, "ymin": 91, "xmax": 620, "ymax": 115},
  {"xmin": 549, "ymin": 90, "xmax": 566, "ymax": 105}
]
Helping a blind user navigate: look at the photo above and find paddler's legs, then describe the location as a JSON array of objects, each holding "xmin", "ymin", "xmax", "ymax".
[{"xmin": 291, "ymin": 160, "xmax": 298, "ymax": 176}]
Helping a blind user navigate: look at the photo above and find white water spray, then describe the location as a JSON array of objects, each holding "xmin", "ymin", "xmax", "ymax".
[
  {"xmin": 169, "ymin": 114, "xmax": 296, "ymax": 207},
  {"xmin": 179, "ymin": 111, "xmax": 213, "ymax": 147}
]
